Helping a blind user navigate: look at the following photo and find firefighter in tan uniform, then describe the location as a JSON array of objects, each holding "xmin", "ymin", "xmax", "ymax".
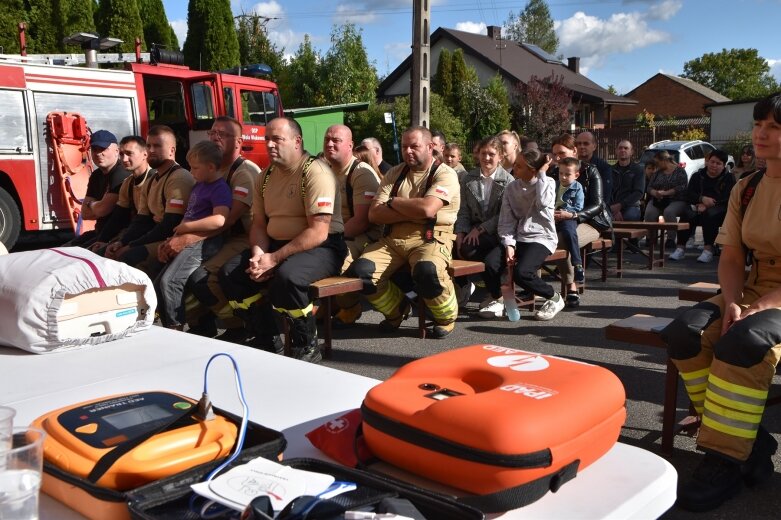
[
  {"xmin": 661, "ymin": 94, "xmax": 781, "ymax": 512},
  {"xmin": 172, "ymin": 117, "xmax": 261, "ymax": 339},
  {"xmin": 349, "ymin": 126, "xmax": 460, "ymax": 338},
  {"xmin": 90, "ymin": 135, "xmax": 152, "ymax": 251},
  {"xmin": 218, "ymin": 117, "xmax": 347, "ymax": 363},
  {"xmin": 105, "ymin": 125, "xmax": 193, "ymax": 277},
  {"xmin": 321, "ymin": 125, "xmax": 382, "ymax": 326}
]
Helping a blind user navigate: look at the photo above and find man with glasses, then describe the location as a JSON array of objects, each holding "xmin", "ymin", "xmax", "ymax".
[
  {"xmin": 180, "ymin": 117, "xmax": 262, "ymax": 340},
  {"xmin": 576, "ymin": 132, "xmax": 613, "ymax": 206}
]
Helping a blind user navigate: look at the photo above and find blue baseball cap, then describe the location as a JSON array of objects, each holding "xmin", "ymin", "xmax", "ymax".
[{"xmin": 90, "ymin": 130, "xmax": 118, "ymax": 149}]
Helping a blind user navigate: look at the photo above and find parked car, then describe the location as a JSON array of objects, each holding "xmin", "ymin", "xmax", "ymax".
[{"xmin": 638, "ymin": 140, "xmax": 735, "ymax": 179}]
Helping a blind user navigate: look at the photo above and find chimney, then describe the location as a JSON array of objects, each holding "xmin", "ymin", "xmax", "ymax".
[
  {"xmin": 567, "ymin": 57, "xmax": 580, "ymax": 74},
  {"xmin": 487, "ymin": 26, "xmax": 501, "ymax": 40}
]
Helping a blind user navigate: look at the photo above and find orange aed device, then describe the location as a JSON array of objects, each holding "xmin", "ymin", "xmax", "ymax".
[{"xmin": 31, "ymin": 391, "xmax": 238, "ymax": 491}]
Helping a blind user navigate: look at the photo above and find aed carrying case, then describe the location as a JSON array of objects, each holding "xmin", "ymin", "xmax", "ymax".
[
  {"xmin": 0, "ymin": 247, "xmax": 156, "ymax": 353},
  {"xmin": 361, "ymin": 344, "xmax": 626, "ymax": 513},
  {"xmin": 127, "ymin": 458, "xmax": 484, "ymax": 520},
  {"xmin": 38, "ymin": 403, "xmax": 286, "ymax": 520}
]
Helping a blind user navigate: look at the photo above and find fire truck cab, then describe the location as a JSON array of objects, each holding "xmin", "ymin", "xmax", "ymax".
[{"xmin": 0, "ymin": 55, "xmax": 283, "ymax": 249}]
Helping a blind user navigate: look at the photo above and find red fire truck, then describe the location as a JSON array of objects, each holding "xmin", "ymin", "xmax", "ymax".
[{"xmin": 0, "ymin": 51, "xmax": 283, "ymax": 249}]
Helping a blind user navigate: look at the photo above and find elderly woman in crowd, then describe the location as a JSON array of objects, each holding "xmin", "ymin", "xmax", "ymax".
[
  {"xmin": 661, "ymin": 92, "xmax": 781, "ymax": 513},
  {"xmin": 549, "ymin": 133, "xmax": 612, "ymax": 308},
  {"xmin": 669, "ymin": 149, "xmax": 735, "ymax": 263}
]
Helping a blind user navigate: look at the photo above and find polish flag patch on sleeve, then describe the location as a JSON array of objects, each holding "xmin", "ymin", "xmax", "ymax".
[
  {"xmin": 363, "ymin": 191, "xmax": 376, "ymax": 200},
  {"xmin": 316, "ymin": 197, "xmax": 333, "ymax": 208},
  {"xmin": 233, "ymin": 186, "xmax": 249, "ymax": 198},
  {"xmin": 434, "ymin": 186, "xmax": 449, "ymax": 196},
  {"xmin": 168, "ymin": 198, "xmax": 184, "ymax": 209}
]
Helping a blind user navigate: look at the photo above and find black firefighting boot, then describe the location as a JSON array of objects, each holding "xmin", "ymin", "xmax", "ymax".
[
  {"xmin": 235, "ymin": 302, "xmax": 283, "ymax": 354},
  {"xmin": 676, "ymin": 452, "xmax": 743, "ymax": 512},
  {"xmin": 285, "ymin": 313, "xmax": 322, "ymax": 363},
  {"xmin": 742, "ymin": 426, "xmax": 779, "ymax": 487}
]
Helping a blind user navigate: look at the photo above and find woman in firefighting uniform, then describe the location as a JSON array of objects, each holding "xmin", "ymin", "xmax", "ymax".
[{"xmin": 662, "ymin": 93, "xmax": 781, "ymax": 511}]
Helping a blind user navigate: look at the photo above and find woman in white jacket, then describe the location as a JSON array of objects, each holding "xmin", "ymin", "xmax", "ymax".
[{"xmin": 482, "ymin": 148, "xmax": 565, "ymax": 321}]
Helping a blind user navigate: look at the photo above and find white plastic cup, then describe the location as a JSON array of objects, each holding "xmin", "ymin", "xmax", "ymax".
[
  {"xmin": 0, "ymin": 406, "xmax": 15, "ymax": 452},
  {"xmin": 0, "ymin": 427, "xmax": 45, "ymax": 520},
  {"xmin": 658, "ymin": 216, "xmax": 665, "ymax": 223}
]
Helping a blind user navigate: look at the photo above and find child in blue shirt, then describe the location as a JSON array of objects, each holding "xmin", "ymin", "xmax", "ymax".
[
  {"xmin": 155, "ymin": 140, "xmax": 232, "ymax": 329},
  {"xmin": 555, "ymin": 157, "xmax": 586, "ymax": 282}
]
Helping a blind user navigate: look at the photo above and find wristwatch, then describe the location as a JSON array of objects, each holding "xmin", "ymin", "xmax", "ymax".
[{"xmin": 386, "ymin": 197, "xmax": 394, "ymax": 209}]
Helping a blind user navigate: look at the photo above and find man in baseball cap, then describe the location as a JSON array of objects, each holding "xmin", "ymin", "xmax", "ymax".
[{"xmin": 64, "ymin": 129, "xmax": 130, "ymax": 247}]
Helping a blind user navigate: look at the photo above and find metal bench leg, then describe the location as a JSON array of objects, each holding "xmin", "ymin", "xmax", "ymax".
[
  {"xmin": 661, "ymin": 359, "xmax": 680, "ymax": 455},
  {"xmin": 418, "ymin": 297, "xmax": 427, "ymax": 339}
]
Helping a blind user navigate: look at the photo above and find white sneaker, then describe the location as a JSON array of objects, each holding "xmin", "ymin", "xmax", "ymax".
[
  {"xmin": 478, "ymin": 297, "xmax": 504, "ymax": 318},
  {"xmin": 669, "ymin": 247, "xmax": 685, "ymax": 261},
  {"xmin": 456, "ymin": 281, "xmax": 475, "ymax": 308},
  {"xmin": 697, "ymin": 250, "xmax": 714, "ymax": 263},
  {"xmin": 685, "ymin": 237, "xmax": 696, "ymax": 249},
  {"xmin": 534, "ymin": 293, "xmax": 565, "ymax": 321}
]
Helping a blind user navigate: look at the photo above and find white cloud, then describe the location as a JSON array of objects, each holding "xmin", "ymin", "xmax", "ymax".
[
  {"xmin": 170, "ymin": 19, "xmax": 187, "ymax": 46},
  {"xmin": 455, "ymin": 21, "xmax": 487, "ymax": 34},
  {"xmin": 384, "ymin": 42, "xmax": 411, "ymax": 64},
  {"xmin": 645, "ymin": 0, "xmax": 683, "ymax": 21},
  {"xmin": 335, "ymin": 4, "xmax": 378, "ymax": 24},
  {"xmin": 555, "ymin": 11, "xmax": 669, "ymax": 71},
  {"xmin": 249, "ymin": 1, "xmax": 284, "ymax": 19},
  {"xmin": 768, "ymin": 59, "xmax": 781, "ymax": 81}
]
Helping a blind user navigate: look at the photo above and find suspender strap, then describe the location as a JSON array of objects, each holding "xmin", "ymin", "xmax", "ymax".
[
  {"xmin": 740, "ymin": 169, "xmax": 764, "ymax": 265},
  {"xmin": 345, "ymin": 159, "xmax": 361, "ymax": 219},
  {"xmin": 226, "ymin": 157, "xmax": 246, "ymax": 185},
  {"xmin": 261, "ymin": 156, "xmax": 317, "ymax": 219}
]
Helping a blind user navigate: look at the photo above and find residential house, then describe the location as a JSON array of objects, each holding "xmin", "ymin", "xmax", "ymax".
[{"xmin": 377, "ymin": 26, "xmax": 636, "ymax": 129}]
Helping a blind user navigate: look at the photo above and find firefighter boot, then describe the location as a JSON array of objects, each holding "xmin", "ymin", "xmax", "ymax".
[
  {"xmin": 742, "ymin": 426, "xmax": 778, "ymax": 487},
  {"xmin": 235, "ymin": 304, "xmax": 283, "ymax": 354},
  {"xmin": 677, "ymin": 452, "xmax": 743, "ymax": 512},
  {"xmin": 286, "ymin": 314, "xmax": 322, "ymax": 364},
  {"xmin": 378, "ymin": 301, "xmax": 412, "ymax": 333}
]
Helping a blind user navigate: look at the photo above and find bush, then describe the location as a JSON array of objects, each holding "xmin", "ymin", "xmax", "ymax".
[
  {"xmin": 671, "ymin": 127, "xmax": 706, "ymax": 141},
  {"xmin": 719, "ymin": 131, "xmax": 752, "ymax": 158}
]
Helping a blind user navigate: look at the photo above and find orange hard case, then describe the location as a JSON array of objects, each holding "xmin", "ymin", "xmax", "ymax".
[{"xmin": 361, "ymin": 344, "xmax": 626, "ymax": 511}]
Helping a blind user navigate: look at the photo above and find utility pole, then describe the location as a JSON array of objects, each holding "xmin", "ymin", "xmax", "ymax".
[{"xmin": 410, "ymin": 0, "xmax": 430, "ymax": 128}]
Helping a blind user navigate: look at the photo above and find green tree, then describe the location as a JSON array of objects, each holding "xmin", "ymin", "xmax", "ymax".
[
  {"xmin": 512, "ymin": 73, "xmax": 571, "ymax": 148},
  {"xmin": 278, "ymin": 34, "xmax": 325, "ymax": 108},
  {"xmin": 321, "ymin": 23, "xmax": 378, "ymax": 106},
  {"xmin": 485, "ymin": 74, "xmax": 512, "ymax": 135},
  {"xmin": 393, "ymin": 93, "xmax": 466, "ymax": 149},
  {"xmin": 56, "ymin": 0, "xmax": 96, "ymax": 52},
  {"xmin": 137, "ymin": 0, "xmax": 178, "ymax": 50},
  {"xmin": 95, "ymin": 0, "xmax": 145, "ymax": 53},
  {"xmin": 0, "ymin": 1, "xmax": 27, "ymax": 54},
  {"xmin": 682, "ymin": 48, "xmax": 780, "ymax": 100},
  {"xmin": 236, "ymin": 13, "xmax": 286, "ymax": 81},
  {"xmin": 505, "ymin": 0, "xmax": 558, "ymax": 55},
  {"xmin": 432, "ymin": 48, "xmax": 453, "ymax": 102},
  {"xmin": 183, "ymin": 0, "xmax": 240, "ymax": 71}
]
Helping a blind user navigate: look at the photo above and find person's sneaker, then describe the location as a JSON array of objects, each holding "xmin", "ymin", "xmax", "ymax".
[
  {"xmin": 431, "ymin": 321, "xmax": 456, "ymax": 338},
  {"xmin": 293, "ymin": 344, "xmax": 322, "ymax": 364},
  {"xmin": 535, "ymin": 293, "xmax": 565, "ymax": 321},
  {"xmin": 574, "ymin": 265, "xmax": 585, "ymax": 283},
  {"xmin": 332, "ymin": 303, "xmax": 362, "ymax": 328},
  {"xmin": 478, "ymin": 297, "xmax": 504, "ymax": 319},
  {"xmin": 677, "ymin": 453, "xmax": 743, "ymax": 512},
  {"xmin": 456, "ymin": 281, "xmax": 475, "ymax": 308},
  {"xmin": 742, "ymin": 426, "xmax": 779, "ymax": 487},
  {"xmin": 669, "ymin": 247, "xmax": 685, "ymax": 261},
  {"xmin": 216, "ymin": 327, "xmax": 249, "ymax": 345},
  {"xmin": 686, "ymin": 237, "xmax": 696, "ymax": 249},
  {"xmin": 249, "ymin": 334, "xmax": 284, "ymax": 355},
  {"xmin": 187, "ymin": 316, "xmax": 218, "ymax": 337},
  {"xmin": 378, "ymin": 301, "xmax": 411, "ymax": 333},
  {"xmin": 565, "ymin": 293, "xmax": 580, "ymax": 308},
  {"xmin": 697, "ymin": 249, "xmax": 715, "ymax": 263}
]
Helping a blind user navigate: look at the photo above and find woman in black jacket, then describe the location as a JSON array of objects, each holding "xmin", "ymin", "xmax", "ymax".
[
  {"xmin": 549, "ymin": 134, "xmax": 612, "ymax": 307},
  {"xmin": 669, "ymin": 149, "xmax": 736, "ymax": 263}
]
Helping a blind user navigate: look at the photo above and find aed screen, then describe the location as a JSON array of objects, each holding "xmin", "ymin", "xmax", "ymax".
[
  {"xmin": 426, "ymin": 389, "xmax": 463, "ymax": 400},
  {"xmin": 102, "ymin": 404, "xmax": 172, "ymax": 430}
]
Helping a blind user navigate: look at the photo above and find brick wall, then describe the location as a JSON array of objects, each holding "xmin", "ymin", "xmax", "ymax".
[{"xmin": 613, "ymin": 75, "xmax": 715, "ymax": 122}]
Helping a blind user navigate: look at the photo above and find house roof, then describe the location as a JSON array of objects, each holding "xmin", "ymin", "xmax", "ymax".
[
  {"xmin": 378, "ymin": 27, "xmax": 636, "ymax": 106},
  {"xmin": 627, "ymin": 73, "xmax": 730, "ymax": 103}
]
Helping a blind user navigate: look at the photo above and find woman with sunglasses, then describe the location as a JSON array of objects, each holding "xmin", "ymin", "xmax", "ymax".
[{"xmin": 732, "ymin": 144, "xmax": 756, "ymax": 180}]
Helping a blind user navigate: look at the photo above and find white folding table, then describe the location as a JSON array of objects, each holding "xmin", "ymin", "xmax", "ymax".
[{"xmin": 0, "ymin": 327, "xmax": 677, "ymax": 519}]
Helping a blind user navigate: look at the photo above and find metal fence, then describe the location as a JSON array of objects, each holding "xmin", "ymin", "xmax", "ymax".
[{"xmin": 574, "ymin": 122, "xmax": 711, "ymax": 162}]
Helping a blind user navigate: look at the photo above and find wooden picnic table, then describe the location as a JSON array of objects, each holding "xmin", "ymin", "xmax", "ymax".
[{"xmin": 611, "ymin": 221, "xmax": 690, "ymax": 269}]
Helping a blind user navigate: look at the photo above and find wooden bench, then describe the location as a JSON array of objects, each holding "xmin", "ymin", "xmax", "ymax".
[
  {"xmin": 604, "ymin": 228, "xmax": 648, "ymax": 277},
  {"xmin": 581, "ymin": 238, "xmax": 613, "ymax": 282},
  {"xmin": 678, "ymin": 282, "xmax": 720, "ymax": 302},
  {"xmin": 308, "ymin": 276, "xmax": 364, "ymax": 358},
  {"xmin": 612, "ymin": 221, "xmax": 690, "ymax": 270}
]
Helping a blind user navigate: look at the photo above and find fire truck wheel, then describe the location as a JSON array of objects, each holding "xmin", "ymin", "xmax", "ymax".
[{"xmin": 0, "ymin": 187, "xmax": 21, "ymax": 251}]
